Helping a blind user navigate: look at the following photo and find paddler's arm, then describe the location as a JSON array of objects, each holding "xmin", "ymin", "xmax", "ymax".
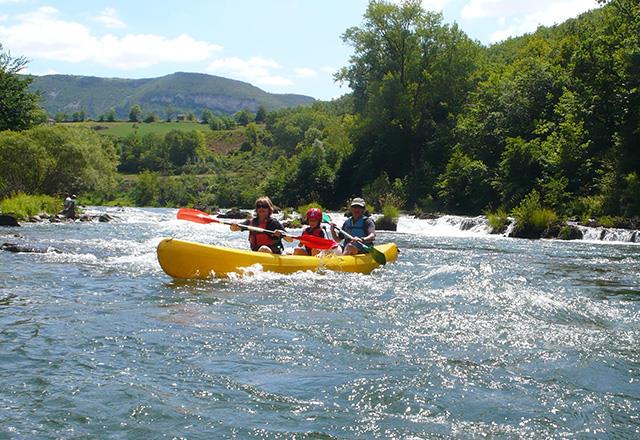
[
  {"xmin": 273, "ymin": 230, "xmax": 294, "ymax": 243},
  {"xmin": 230, "ymin": 219, "xmax": 248, "ymax": 232},
  {"xmin": 329, "ymin": 222, "xmax": 343, "ymax": 241},
  {"xmin": 271, "ymin": 219, "xmax": 293, "ymax": 243}
]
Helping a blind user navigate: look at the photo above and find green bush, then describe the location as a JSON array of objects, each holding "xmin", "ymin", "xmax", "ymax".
[
  {"xmin": 382, "ymin": 204, "xmax": 400, "ymax": 221},
  {"xmin": 531, "ymin": 208, "xmax": 558, "ymax": 230},
  {"xmin": 511, "ymin": 190, "xmax": 558, "ymax": 238},
  {"xmin": 0, "ymin": 193, "xmax": 61, "ymax": 220},
  {"xmin": 596, "ymin": 215, "xmax": 624, "ymax": 228},
  {"xmin": 487, "ymin": 208, "xmax": 509, "ymax": 234}
]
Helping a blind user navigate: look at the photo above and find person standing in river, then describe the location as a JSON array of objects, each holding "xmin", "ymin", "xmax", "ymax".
[
  {"xmin": 330, "ymin": 197, "xmax": 376, "ymax": 255},
  {"xmin": 62, "ymin": 194, "xmax": 77, "ymax": 219},
  {"xmin": 230, "ymin": 196, "xmax": 292, "ymax": 253}
]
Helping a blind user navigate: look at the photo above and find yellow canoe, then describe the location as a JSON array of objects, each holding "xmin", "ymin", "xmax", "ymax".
[{"xmin": 156, "ymin": 238, "xmax": 398, "ymax": 279}]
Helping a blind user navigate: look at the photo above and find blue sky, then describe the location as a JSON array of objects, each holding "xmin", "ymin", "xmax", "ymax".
[{"xmin": 0, "ymin": 0, "xmax": 599, "ymax": 100}]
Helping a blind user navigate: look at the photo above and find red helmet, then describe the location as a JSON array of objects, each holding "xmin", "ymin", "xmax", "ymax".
[{"xmin": 306, "ymin": 208, "xmax": 322, "ymax": 221}]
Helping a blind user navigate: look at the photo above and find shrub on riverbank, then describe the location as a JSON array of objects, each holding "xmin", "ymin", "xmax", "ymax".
[
  {"xmin": 511, "ymin": 191, "xmax": 559, "ymax": 238},
  {"xmin": 0, "ymin": 126, "xmax": 117, "ymax": 199},
  {"xmin": 0, "ymin": 193, "xmax": 61, "ymax": 220},
  {"xmin": 377, "ymin": 204, "xmax": 400, "ymax": 231},
  {"xmin": 487, "ymin": 209, "xmax": 509, "ymax": 234}
]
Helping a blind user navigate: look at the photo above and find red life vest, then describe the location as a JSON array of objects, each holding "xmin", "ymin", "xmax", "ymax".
[
  {"xmin": 248, "ymin": 217, "xmax": 283, "ymax": 253},
  {"xmin": 302, "ymin": 225, "xmax": 325, "ymax": 253}
]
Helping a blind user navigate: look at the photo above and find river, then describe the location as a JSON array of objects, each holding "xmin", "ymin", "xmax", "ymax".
[{"xmin": 1, "ymin": 207, "xmax": 638, "ymax": 438}]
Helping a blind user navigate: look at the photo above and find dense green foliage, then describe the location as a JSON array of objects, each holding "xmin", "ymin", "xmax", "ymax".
[
  {"xmin": 0, "ymin": 126, "xmax": 117, "ymax": 198},
  {"xmin": 329, "ymin": 0, "xmax": 639, "ymax": 219},
  {"xmin": 2, "ymin": 0, "xmax": 639, "ymax": 226},
  {"xmin": 0, "ymin": 44, "xmax": 43, "ymax": 131},
  {"xmin": 0, "ymin": 193, "xmax": 61, "ymax": 220}
]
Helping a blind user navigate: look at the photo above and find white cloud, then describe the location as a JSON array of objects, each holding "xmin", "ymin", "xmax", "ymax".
[
  {"xmin": 91, "ymin": 7, "xmax": 125, "ymax": 29},
  {"xmin": 460, "ymin": 0, "xmax": 599, "ymax": 43},
  {"xmin": 420, "ymin": 0, "xmax": 452, "ymax": 11},
  {"xmin": 207, "ymin": 56, "xmax": 293, "ymax": 86},
  {"xmin": 390, "ymin": 0, "xmax": 452, "ymax": 12},
  {"xmin": 0, "ymin": 6, "xmax": 222, "ymax": 68},
  {"xmin": 27, "ymin": 67, "xmax": 59, "ymax": 76},
  {"xmin": 294, "ymin": 67, "xmax": 317, "ymax": 78},
  {"xmin": 0, "ymin": 14, "xmax": 8, "ymax": 22}
]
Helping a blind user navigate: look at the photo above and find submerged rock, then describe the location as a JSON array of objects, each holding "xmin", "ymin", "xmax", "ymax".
[
  {"xmin": 98, "ymin": 213, "xmax": 114, "ymax": 222},
  {"xmin": 1, "ymin": 242, "xmax": 61, "ymax": 253}
]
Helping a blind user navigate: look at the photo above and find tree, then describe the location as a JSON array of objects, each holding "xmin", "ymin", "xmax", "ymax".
[
  {"xmin": 436, "ymin": 149, "xmax": 491, "ymax": 214},
  {"xmin": 0, "ymin": 126, "xmax": 117, "ymax": 197},
  {"xmin": 143, "ymin": 112, "xmax": 158, "ymax": 123},
  {"xmin": 0, "ymin": 131, "xmax": 50, "ymax": 197},
  {"xmin": 164, "ymin": 130, "xmax": 206, "ymax": 168},
  {"xmin": 201, "ymin": 109, "xmax": 214, "ymax": 124},
  {"xmin": 255, "ymin": 105, "xmax": 267, "ymax": 123},
  {"xmin": 234, "ymin": 109, "xmax": 254, "ymax": 126},
  {"xmin": 335, "ymin": 0, "xmax": 482, "ymax": 206},
  {"xmin": 165, "ymin": 105, "xmax": 176, "ymax": 122},
  {"xmin": 0, "ymin": 44, "xmax": 41, "ymax": 131},
  {"xmin": 129, "ymin": 104, "xmax": 142, "ymax": 122},
  {"xmin": 105, "ymin": 108, "xmax": 117, "ymax": 122}
]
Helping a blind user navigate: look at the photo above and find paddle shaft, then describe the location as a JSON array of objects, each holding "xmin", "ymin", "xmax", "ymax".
[
  {"xmin": 332, "ymin": 223, "xmax": 372, "ymax": 247},
  {"xmin": 331, "ymin": 222, "xmax": 387, "ymax": 265}
]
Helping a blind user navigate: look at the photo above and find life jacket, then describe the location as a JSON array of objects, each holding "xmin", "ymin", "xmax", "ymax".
[
  {"xmin": 302, "ymin": 225, "xmax": 325, "ymax": 254},
  {"xmin": 341, "ymin": 216, "xmax": 373, "ymax": 250},
  {"xmin": 343, "ymin": 216, "xmax": 368, "ymax": 238},
  {"xmin": 248, "ymin": 217, "xmax": 283, "ymax": 253}
]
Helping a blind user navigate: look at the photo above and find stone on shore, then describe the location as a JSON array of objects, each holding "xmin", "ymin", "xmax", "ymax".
[{"xmin": 0, "ymin": 214, "xmax": 20, "ymax": 227}]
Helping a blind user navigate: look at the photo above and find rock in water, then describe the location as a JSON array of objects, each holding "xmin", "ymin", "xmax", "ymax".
[
  {"xmin": 0, "ymin": 214, "xmax": 20, "ymax": 227},
  {"xmin": 1, "ymin": 242, "xmax": 60, "ymax": 253},
  {"xmin": 218, "ymin": 208, "xmax": 250, "ymax": 219},
  {"xmin": 376, "ymin": 217, "xmax": 398, "ymax": 231}
]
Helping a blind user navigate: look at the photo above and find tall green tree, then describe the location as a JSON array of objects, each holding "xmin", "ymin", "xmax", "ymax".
[
  {"xmin": 0, "ymin": 44, "xmax": 42, "ymax": 131},
  {"xmin": 129, "ymin": 104, "xmax": 142, "ymax": 122},
  {"xmin": 335, "ymin": 0, "xmax": 482, "ymax": 207}
]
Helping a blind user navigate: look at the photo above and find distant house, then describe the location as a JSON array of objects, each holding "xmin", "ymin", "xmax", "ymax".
[
  {"xmin": 176, "ymin": 114, "xmax": 186, "ymax": 122},
  {"xmin": 47, "ymin": 118, "xmax": 56, "ymax": 125}
]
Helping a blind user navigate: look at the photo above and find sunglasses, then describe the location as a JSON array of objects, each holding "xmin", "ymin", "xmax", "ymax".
[{"xmin": 256, "ymin": 203, "xmax": 269, "ymax": 209}]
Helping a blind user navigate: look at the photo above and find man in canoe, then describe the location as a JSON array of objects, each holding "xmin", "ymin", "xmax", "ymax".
[
  {"xmin": 293, "ymin": 208, "xmax": 327, "ymax": 256},
  {"xmin": 330, "ymin": 197, "xmax": 376, "ymax": 255},
  {"xmin": 230, "ymin": 196, "xmax": 292, "ymax": 254}
]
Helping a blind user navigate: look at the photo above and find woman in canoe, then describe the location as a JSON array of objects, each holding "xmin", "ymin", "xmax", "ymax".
[
  {"xmin": 230, "ymin": 196, "xmax": 292, "ymax": 254},
  {"xmin": 293, "ymin": 208, "xmax": 326, "ymax": 256},
  {"xmin": 330, "ymin": 197, "xmax": 376, "ymax": 255}
]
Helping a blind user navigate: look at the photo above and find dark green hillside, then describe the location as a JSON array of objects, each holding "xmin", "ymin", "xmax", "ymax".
[{"xmin": 30, "ymin": 72, "xmax": 315, "ymax": 119}]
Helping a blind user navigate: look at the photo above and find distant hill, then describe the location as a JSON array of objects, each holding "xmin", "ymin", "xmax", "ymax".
[{"xmin": 29, "ymin": 72, "xmax": 315, "ymax": 119}]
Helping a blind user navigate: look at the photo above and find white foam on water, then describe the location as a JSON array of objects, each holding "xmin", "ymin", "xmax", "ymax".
[{"xmin": 396, "ymin": 215, "xmax": 492, "ymax": 237}]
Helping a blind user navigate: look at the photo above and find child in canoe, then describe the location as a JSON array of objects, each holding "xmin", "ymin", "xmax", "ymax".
[{"xmin": 293, "ymin": 208, "xmax": 327, "ymax": 256}]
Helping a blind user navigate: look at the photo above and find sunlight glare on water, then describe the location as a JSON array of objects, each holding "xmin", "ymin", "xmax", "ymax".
[{"xmin": 0, "ymin": 207, "xmax": 638, "ymax": 438}]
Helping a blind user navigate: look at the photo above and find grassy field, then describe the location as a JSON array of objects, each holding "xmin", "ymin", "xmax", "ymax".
[
  {"xmin": 64, "ymin": 121, "xmax": 248, "ymax": 153},
  {"xmin": 65, "ymin": 121, "xmax": 211, "ymax": 137}
]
